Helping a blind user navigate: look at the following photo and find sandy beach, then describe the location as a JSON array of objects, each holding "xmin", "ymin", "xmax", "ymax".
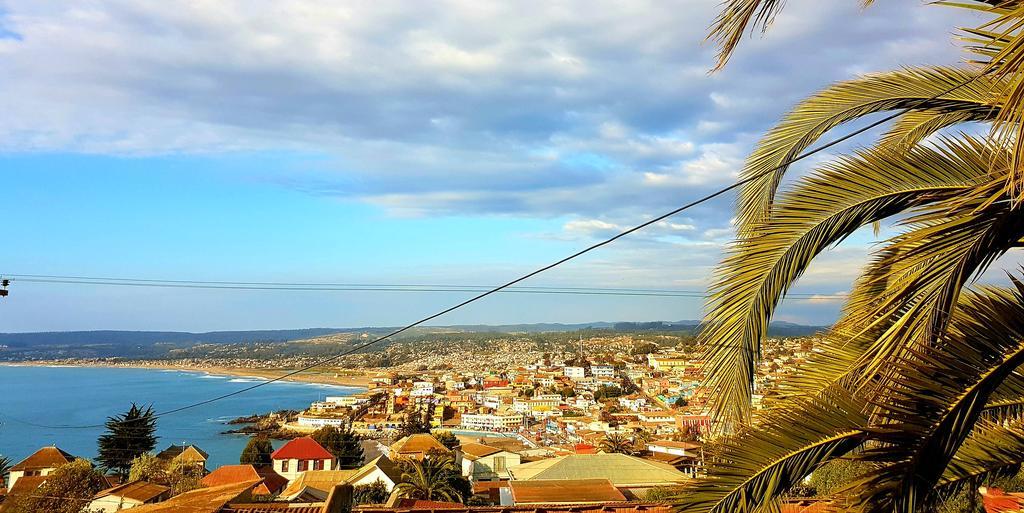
[{"xmin": 2, "ymin": 361, "xmax": 372, "ymax": 388}]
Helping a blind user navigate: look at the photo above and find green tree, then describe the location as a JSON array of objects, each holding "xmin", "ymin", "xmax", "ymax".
[
  {"xmin": 598, "ymin": 433, "xmax": 636, "ymax": 455},
  {"xmin": 397, "ymin": 410, "xmax": 431, "ymax": 438},
  {"xmin": 353, "ymin": 479, "xmax": 391, "ymax": 505},
  {"xmin": 645, "ymin": 487, "xmax": 679, "ymax": 502},
  {"xmin": 240, "ymin": 436, "xmax": 274, "ymax": 466},
  {"xmin": 97, "ymin": 403, "xmax": 158, "ymax": 476},
  {"xmin": 432, "ymin": 431, "xmax": 461, "ymax": 452},
  {"xmin": 674, "ymin": 397, "xmax": 688, "ymax": 408},
  {"xmin": 395, "ymin": 454, "xmax": 471, "ymax": 503},
  {"xmin": 4, "ymin": 459, "xmax": 106, "ymax": 513},
  {"xmin": 128, "ymin": 453, "xmax": 167, "ymax": 483},
  {"xmin": 0, "ymin": 455, "xmax": 10, "ymax": 488},
  {"xmin": 166, "ymin": 455, "xmax": 203, "ymax": 495},
  {"xmin": 313, "ymin": 425, "xmax": 364, "ymax": 469},
  {"xmin": 593, "ymin": 385, "xmax": 623, "ymax": 401},
  {"xmin": 676, "ymin": 3, "xmax": 1024, "ymax": 513}
]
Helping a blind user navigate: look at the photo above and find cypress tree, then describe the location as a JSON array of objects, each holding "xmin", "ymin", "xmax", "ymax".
[
  {"xmin": 97, "ymin": 403, "xmax": 157, "ymax": 476},
  {"xmin": 312, "ymin": 424, "xmax": 364, "ymax": 469},
  {"xmin": 240, "ymin": 436, "xmax": 274, "ymax": 466}
]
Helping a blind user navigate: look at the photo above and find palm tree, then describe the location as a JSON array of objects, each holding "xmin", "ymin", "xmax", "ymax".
[
  {"xmin": 675, "ymin": 3, "xmax": 1024, "ymax": 513},
  {"xmin": 599, "ymin": 433, "xmax": 637, "ymax": 455},
  {"xmin": 0, "ymin": 455, "xmax": 11, "ymax": 487},
  {"xmin": 394, "ymin": 455, "xmax": 470, "ymax": 503}
]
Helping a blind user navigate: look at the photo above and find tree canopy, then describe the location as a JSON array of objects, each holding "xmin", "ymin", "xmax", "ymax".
[{"xmin": 97, "ymin": 403, "xmax": 158, "ymax": 476}]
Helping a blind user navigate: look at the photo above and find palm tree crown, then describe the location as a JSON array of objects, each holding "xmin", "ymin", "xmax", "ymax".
[{"xmin": 680, "ymin": 2, "xmax": 1024, "ymax": 513}]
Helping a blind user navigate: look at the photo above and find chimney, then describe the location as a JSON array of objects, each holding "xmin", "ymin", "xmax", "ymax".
[{"xmin": 322, "ymin": 483, "xmax": 354, "ymax": 513}]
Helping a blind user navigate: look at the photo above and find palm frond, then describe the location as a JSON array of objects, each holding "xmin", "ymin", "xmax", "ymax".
[
  {"xmin": 675, "ymin": 387, "xmax": 867, "ymax": 513},
  {"xmin": 879, "ymin": 108, "xmax": 995, "ymax": 150},
  {"xmin": 849, "ymin": 281, "xmax": 1024, "ymax": 513},
  {"xmin": 701, "ymin": 138, "xmax": 989, "ymax": 423},
  {"xmin": 734, "ymin": 67, "xmax": 997, "ymax": 232},
  {"xmin": 934, "ymin": 418, "xmax": 1024, "ymax": 500},
  {"xmin": 707, "ymin": 0, "xmax": 786, "ymax": 70}
]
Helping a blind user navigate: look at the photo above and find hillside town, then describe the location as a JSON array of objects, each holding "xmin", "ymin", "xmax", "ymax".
[{"xmin": 0, "ymin": 335, "xmax": 822, "ymax": 513}]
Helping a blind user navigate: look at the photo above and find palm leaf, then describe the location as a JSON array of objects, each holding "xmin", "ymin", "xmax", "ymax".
[
  {"xmin": 701, "ymin": 138, "xmax": 989, "ymax": 423},
  {"xmin": 734, "ymin": 68, "xmax": 997, "ymax": 232},
  {"xmin": 879, "ymin": 108, "xmax": 995, "ymax": 150},
  {"xmin": 674, "ymin": 387, "xmax": 867, "ymax": 513},
  {"xmin": 849, "ymin": 281, "xmax": 1024, "ymax": 513}
]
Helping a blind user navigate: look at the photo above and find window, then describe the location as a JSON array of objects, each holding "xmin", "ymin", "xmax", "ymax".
[
  {"xmin": 314, "ymin": 460, "xmax": 324, "ymax": 470},
  {"xmin": 298, "ymin": 460, "xmax": 308, "ymax": 472},
  {"xmin": 281, "ymin": 460, "xmax": 289, "ymax": 473},
  {"xmin": 493, "ymin": 456, "xmax": 506, "ymax": 473}
]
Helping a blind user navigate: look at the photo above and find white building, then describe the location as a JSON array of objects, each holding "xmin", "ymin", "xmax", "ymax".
[
  {"xmin": 297, "ymin": 414, "xmax": 350, "ymax": 429},
  {"xmin": 325, "ymin": 395, "xmax": 369, "ymax": 407},
  {"xmin": 461, "ymin": 411, "xmax": 525, "ymax": 431},
  {"xmin": 563, "ymin": 366, "xmax": 586, "ymax": 379},
  {"xmin": 590, "ymin": 365, "xmax": 615, "ymax": 378},
  {"xmin": 411, "ymin": 381, "xmax": 435, "ymax": 397},
  {"xmin": 461, "ymin": 443, "xmax": 522, "ymax": 482},
  {"xmin": 7, "ymin": 446, "xmax": 76, "ymax": 489},
  {"xmin": 271, "ymin": 437, "xmax": 336, "ymax": 482}
]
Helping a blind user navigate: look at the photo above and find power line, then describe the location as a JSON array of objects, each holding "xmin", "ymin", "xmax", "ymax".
[{"xmin": 10, "ymin": 70, "xmax": 985, "ymax": 430}]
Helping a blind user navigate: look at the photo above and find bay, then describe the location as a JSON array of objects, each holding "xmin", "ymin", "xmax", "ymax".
[{"xmin": 0, "ymin": 365, "xmax": 360, "ymax": 469}]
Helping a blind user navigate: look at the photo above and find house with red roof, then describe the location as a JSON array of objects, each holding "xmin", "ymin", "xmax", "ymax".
[
  {"xmin": 271, "ymin": 437, "xmax": 335, "ymax": 482},
  {"xmin": 201, "ymin": 464, "xmax": 288, "ymax": 496},
  {"xmin": 6, "ymin": 445, "xmax": 76, "ymax": 489}
]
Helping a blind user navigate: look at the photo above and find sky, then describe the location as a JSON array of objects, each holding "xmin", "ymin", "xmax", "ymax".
[{"xmin": 0, "ymin": 1, "xmax": 1001, "ymax": 331}]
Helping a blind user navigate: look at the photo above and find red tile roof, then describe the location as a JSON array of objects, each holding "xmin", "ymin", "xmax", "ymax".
[
  {"xmin": 202, "ymin": 465, "xmax": 288, "ymax": 495},
  {"xmin": 981, "ymin": 487, "xmax": 1024, "ymax": 513},
  {"xmin": 271, "ymin": 437, "xmax": 334, "ymax": 461},
  {"xmin": 356, "ymin": 502, "xmax": 671, "ymax": 513},
  {"xmin": 10, "ymin": 446, "xmax": 76, "ymax": 471},
  {"xmin": 509, "ymin": 479, "xmax": 626, "ymax": 504},
  {"xmin": 393, "ymin": 499, "xmax": 467, "ymax": 509},
  {"xmin": 94, "ymin": 480, "xmax": 170, "ymax": 503}
]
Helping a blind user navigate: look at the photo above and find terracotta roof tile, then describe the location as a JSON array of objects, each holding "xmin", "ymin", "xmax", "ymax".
[
  {"xmin": 9, "ymin": 446, "xmax": 76, "ymax": 471},
  {"xmin": 460, "ymin": 443, "xmax": 503, "ymax": 460},
  {"xmin": 271, "ymin": 437, "xmax": 334, "ymax": 461},
  {"xmin": 94, "ymin": 480, "xmax": 170, "ymax": 503},
  {"xmin": 128, "ymin": 480, "xmax": 261, "ymax": 513},
  {"xmin": 389, "ymin": 434, "xmax": 449, "ymax": 457},
  {"xmin": 509, "ymin": 479, "xmax": 626, "ymax": 504}
]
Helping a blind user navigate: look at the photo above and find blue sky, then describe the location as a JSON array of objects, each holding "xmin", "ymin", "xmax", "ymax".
[{"xmin": 0, "ymin": 1, "xmax": 997, "ymax": 331}]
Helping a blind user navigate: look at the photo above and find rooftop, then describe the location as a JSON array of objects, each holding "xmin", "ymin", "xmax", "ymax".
[
  {"xmin": 272, "ymin": 437, "xmax": 334, "ymax": 461},
  {"xmin": 506, "ymin": 454, "xmax": 688, "ymax": 486},
  {"xmin": 10, "ymin": 445, "xmax": 76, "ymax": 471},
  {"xmin": 509, "ymin": 478, "xmax": 626, "ymax": 504}
]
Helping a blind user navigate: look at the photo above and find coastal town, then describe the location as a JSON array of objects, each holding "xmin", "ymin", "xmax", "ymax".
[{"xmin": 0, "ymin": 333, "xmax": 818, "ymax": 512}]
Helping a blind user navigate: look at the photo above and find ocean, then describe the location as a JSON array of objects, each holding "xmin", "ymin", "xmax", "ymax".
[{"xmin": 0, "ymin": 365, "xmax": 361, "ymax": 469}]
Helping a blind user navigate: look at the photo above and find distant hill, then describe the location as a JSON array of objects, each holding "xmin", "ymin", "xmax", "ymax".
[
  {"xmin": 0, "ymin": 320, "xmax": 826, "ymax": 347},
  {"xmin": 0, "ymin": 328, "xmax": 351, "ymax": 348}
]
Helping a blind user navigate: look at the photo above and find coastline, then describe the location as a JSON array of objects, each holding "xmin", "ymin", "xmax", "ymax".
[{"xmin": 1, "ymin": 361, "xmax": 371, "ymax": 388}]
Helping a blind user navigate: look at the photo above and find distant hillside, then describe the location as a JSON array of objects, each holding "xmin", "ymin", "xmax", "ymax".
[
  {"xmin": 0, "ymin": 328, "xmax": 351, "ymax": 348},
  {"xmin": 0, "ymin": 320, "xmax": 826, "ymax": 347}
]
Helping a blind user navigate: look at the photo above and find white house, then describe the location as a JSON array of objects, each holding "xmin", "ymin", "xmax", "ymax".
[
  {"xmin": 590, "ymin": 365, "xmax": 615, "ymax": 378},
  {"xmin": 563, "ymin": 367, "xmax": 586, "ymax": 379},
  {"xmin": 325, "ymin": 395, "xmax": 369, "ymax": 407},
  {"xmin": 461, "ymin": 411, "xmax": 525, "ymax": 431},
  {"xmin": 271, "ymin": 437, "xmax": 335, "ymax": 481},
  {"xmin": 297, "ymin": 414, "xmax": 350, "ymax": 429},
  {"xmin": 411, "ymin": 381, "xmax": 435, "ymax": 397},
  {"xmin": 7, "ymin": 446, "xmax": 76, "ymax": 489},
  {"xmin": 89, "ymin": 480, "xmax": 170, "ymax": 512},
  {"xmin": 460, "ymin": 442, "xmax": 521, "ymax": 482}
]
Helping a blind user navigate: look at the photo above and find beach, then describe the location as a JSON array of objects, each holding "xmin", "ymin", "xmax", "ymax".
[{"xmin": 2, "ymin": 361, "xmax": 372, "ymax": 388}]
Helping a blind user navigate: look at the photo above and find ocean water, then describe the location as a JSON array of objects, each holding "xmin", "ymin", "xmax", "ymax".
[{"xmin": 0, "ymin": 365, "xmax": 361, "ymax": 469}]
